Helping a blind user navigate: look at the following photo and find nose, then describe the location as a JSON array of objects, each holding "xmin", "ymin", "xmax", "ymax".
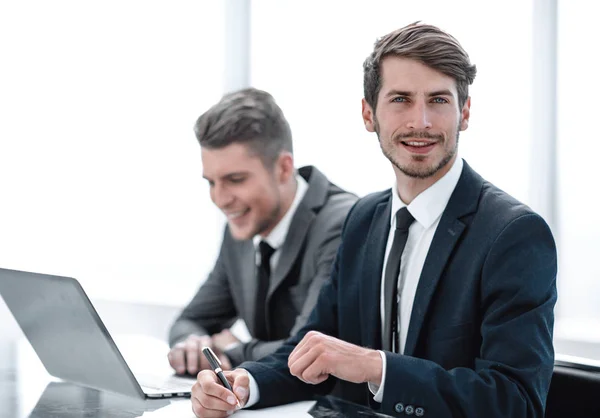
[
  {"xmin": 211, "ymin": 183, "xmax": 234, "ymax": 209},
  {"xmin": 406, "ymin": 101, "xmax": 433, "ymax": 130}
]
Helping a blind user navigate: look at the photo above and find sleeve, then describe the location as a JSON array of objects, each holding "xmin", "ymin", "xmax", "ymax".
[
  {"xmin": 239, "ymin": 263, "xmax": 341, "ymax": 409},
  {"xmin": 368, "ymin": 351, "xmax": 387, "ymax": 402},
  {"xmin": 225, "ymin": 196, "xmax": 353, "ymax": 366},
  {"xmin": 379, "ymin": 213, "xmax": 557, "ymax": 418},
  {"xmin": 168, "ymin": 229, "xmax": 238, "ymax": 347},
  {"xmin": 241, "ymin": 370, "xmax": 261, "ymax": 408}
]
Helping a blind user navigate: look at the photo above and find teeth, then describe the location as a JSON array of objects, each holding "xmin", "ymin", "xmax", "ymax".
[
  {"xmin": 405, "ymin": 141, "xmax": 432, "ymax": 147},
  {"xmin": 226, "ymin": 211, "xmax": 246, "ymax": 219}
]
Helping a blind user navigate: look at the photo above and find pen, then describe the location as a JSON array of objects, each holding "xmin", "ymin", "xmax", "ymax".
[{"xmin": 202, "ymin": 346, "xmax": 241, "ymax": 407}]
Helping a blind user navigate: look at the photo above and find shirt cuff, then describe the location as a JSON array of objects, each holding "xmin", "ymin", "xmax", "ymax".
[
  {"xmin": 223, "ymin": 341, "xmax": 242, "ymax": 352},
  {"xmin": 241, "ymin": 369, "xmax": 260, "ymax": 408},
  {"xmin": 367, "ymin": 350, "xmax": 386, "ymax": 403}
]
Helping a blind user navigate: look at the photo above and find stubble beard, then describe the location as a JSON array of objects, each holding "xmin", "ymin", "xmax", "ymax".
[
  {"xmin": 376, "ymin": 120, "xmax": 460, "ymax": 179},
  {"xmin": 254, "ymin": 201, "xmax": 282, "ymax": 237}
]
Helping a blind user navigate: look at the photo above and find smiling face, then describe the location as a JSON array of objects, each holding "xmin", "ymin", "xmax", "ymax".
[
  {"xmin": 362, "ymin": 57, "xmax": 471, "ymax": 183},
  {"xmin": 201, "ymin": 143, "xmax": 289, "ymax": 241}
]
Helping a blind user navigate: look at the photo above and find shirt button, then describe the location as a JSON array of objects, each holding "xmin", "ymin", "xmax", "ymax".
[
  {"xmin": 415, "ymin": 407, "xmax": 425, "ymax": 416},
  {"xmin": 405, "ymin": 405, "xmax": 415, "ymax": 415},
  {"xmin": 394, "ymin": 402, "xmax": 405, "ymax": 413}
]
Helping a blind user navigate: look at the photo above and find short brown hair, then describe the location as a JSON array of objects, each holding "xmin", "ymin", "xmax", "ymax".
[
  {"xmin": 363, "ymin": 22, "xmax": 477, "ymax": 111},
  {"xmin": 194, "ymin": 88, "xmax": 293, "ymax": 167}
]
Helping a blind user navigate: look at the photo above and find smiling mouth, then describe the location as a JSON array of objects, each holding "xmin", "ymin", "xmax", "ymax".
[
  {"xmin": 400, "ymin": 140, "xmax": 436, "ymax": 147},
  {"xmin": 225, "ymin": 208, "xmax": 249, "ymax": 220}
]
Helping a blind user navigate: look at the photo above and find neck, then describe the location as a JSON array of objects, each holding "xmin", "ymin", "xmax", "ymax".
[
  {"xmin": 394, "ymin": 156, "xmax": 456, "ymax": 204},
  {"xmin": 259, "ymin": 175, "xmax": 298, "ymax": 238},
  {"xmin": 279, "ymin": 175, "xmax": 298, "ymax": 218}
]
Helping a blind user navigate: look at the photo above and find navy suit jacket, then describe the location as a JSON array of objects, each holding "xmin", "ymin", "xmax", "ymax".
[{"xmin": 241, "ymin": 160, "xmax": 557, "ymax": 418}]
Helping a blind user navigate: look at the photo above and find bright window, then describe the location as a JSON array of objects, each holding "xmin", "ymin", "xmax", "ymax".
[
  {"xmin": 0, "ymin": 1, "xmax": 226, "ymax": 305},
  {"xmin": 554, "ymin": 0, "xmax": 600, "ymax": 353}
]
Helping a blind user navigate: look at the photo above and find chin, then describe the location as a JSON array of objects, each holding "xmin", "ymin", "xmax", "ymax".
[{"xmin": 228, "ymin": 226, "xmax": 254, "ymax": 241}]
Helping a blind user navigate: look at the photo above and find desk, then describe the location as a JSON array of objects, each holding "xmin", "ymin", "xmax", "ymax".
[
  {"xmin": 0, "ymin": 338, "xmax": 317, "ymax": 418},
  {"xmin": 3, "ymin": 297, "xmax": 599, "ymax": 418},
  {"xmin": 7, "ymin": 335, "xmax": 600, "ymax": 418}
]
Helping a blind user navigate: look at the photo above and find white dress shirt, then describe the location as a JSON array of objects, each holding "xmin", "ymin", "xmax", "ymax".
[
  {"xmin": 252, "ymin": 173, "xmax": 309, "ymax": 267},
  {"xmin": 370, "ymin": 157, "xmax": 463, "ymax": 402}
]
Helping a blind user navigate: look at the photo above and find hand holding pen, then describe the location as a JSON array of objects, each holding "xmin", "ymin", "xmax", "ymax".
[
  {"xmin": 191, "ymin": 348, "xmax": 250, "ymax": 417},
  {"xmin": 202, "ymin": 346, "xmax": 241, "ymax": 407}
]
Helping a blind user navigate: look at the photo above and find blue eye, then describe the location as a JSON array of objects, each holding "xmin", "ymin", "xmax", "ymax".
[
  {"xmin": 392, "ymin": 97, "xmax": 407, "ymax": 103},
  {"xmin": 432, "ymin": 97, "xmax": 448, "ymax": 104}
]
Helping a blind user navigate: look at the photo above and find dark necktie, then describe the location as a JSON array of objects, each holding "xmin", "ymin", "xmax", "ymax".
[
  {"xmin": 254, "ymin": 241, "xmax": 276, "ymax": 340},
  {"xmin": 383, "ymin": 207, "xmax": 414, "ymax": 352}
]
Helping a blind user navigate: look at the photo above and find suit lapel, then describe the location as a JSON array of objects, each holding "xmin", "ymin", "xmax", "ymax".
[
  {"xmin": 403, "ymin": 161, "xmax": 483, "ymax": 356},
  {"xmin": 268, "ymin": 203, "xmax": 315, "ymax": 296},
  {"xmin": 403, "ymin": 217, "xmax": 466, "ymax": 356},
  {"xmin": 360, "ymin": 195, "xmax": 392, "ymax": 350},
  {"xmin": 266, "ymin": 167, "xmax": 328, "ymax": 307}
]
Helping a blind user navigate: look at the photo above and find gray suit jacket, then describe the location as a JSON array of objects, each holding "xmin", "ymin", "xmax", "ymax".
[{"xmin": 168, "ymin": 166, "xmax": 357, "ymax": 366}]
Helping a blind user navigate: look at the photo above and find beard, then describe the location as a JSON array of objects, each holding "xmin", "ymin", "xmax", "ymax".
[
  {"xmin": 375, "ymin": 119, "xmax": 460, "ymax": 179},
  {"xmin": 251, "ymin": 181, "xmax": 283, "ymax": 238},
  {"xmin": 254, "ymin": 202, "xmax": 282, "ymax": 237}
]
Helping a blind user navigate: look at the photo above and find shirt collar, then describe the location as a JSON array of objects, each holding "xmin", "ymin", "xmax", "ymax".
[
  {"xmin": 253, "ymin": 174, "xmax": 309, "ymax": 250},
  {"xmin": 390, "ymin": 157, "xmax": 463, "ymax": 229}
]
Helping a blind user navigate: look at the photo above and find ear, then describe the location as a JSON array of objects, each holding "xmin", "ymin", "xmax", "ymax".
[
  {"xmin": 459, "ymin": 96, "xmax": 471, "ymax": 131},
  {"xmin": 275, "ymin": 151, "xmax": 295, "ymax": 184},
  {"xmin": 362, "ymin": 98, "xmax": 376, "ymax": 133}
]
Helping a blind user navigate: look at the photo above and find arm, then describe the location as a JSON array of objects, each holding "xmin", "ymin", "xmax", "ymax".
[
  {"xmin": 169, "ymin": 230, "xmax": 238, "ymax": 347},
  {"xmin": 379, "ymin": 213, "xmax": 557, "ymax": 418}
]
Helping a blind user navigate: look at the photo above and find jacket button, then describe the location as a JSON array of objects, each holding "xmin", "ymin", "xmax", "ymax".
[
  {"xmin": 394, "ymin": 403, "xmax": 405, "ymax": 413},
  {"xmin": 405, "ymin": 405, "xmax": 415, "ymax": 415},
  {"xmin": 415, "ymin": 407, "xmax": 425, "ymax": 416}
]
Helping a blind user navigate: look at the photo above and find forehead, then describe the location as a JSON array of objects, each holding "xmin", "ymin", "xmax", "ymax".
[
  {"xmin": 378, "ymin": 56, "xmax": 458, "ymax": 96},
  {"xmin": 201, "ymin": 143, "xmax": 265, "ymax": 177}
]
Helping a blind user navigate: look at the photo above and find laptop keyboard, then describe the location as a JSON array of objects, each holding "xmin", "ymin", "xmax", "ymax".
[{"xmin": 136, "ymin": 373, "xmax": 195, "ymax": 392}]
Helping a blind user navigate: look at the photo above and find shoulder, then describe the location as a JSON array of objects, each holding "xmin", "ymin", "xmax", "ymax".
[
  {"xmin": 459, "ymin": 161, "xmax": 545, "ymax": 231},
  {"xmin": 318, "ymin": 186, "xmax": 358, "ymax": 220},
  {"xmin": 323, "ymin": 189, "xmax": 390, "ymax": 243},
  {"xmin": 347, "ymin": 189, "xmax": 391, "ymax": 223},
  {"xmin": 301, "ymin": 166, "xmax": 358, "ymax": 223},
  {"xmin": 477, "ymin": 180, "xmax": 541, "ymax": 229},
  {"xmin": 464, "ymin": 173, "xmax": 554, "ymax": 254}
]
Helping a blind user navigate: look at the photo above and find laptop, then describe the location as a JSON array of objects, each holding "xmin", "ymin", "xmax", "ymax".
[{"xmin": 0, "ymin": 267, "xmax": 195, "ymax": 399}]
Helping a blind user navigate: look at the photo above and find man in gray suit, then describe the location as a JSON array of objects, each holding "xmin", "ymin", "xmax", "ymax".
[{"xmin": 168, "ymin": 88, "xmax": 357, "ymax": 375}]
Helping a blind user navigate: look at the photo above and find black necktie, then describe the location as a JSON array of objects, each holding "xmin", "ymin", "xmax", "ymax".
[
  {"xmin": 254, "ymin": 241, "xmax": 276, "ymax": 340},
  {"xmin": 383, "ymin": 207, "xmax": 414, "ymax": 352}
]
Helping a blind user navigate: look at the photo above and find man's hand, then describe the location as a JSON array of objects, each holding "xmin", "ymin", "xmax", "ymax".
[
  {"xmin": 288, "ymin": 331, "xmax": 383, "ymax": 385},
  {"xmin": 212, "ymin": 329, "xmax": 241, "ymax": 352},
  {"xmin": 168, "ymin": 335, "xmax": 232, "ymax": 375},
  {"xmin": 191, "ymin": 369, "xmax": 250, "ymax": 418}
]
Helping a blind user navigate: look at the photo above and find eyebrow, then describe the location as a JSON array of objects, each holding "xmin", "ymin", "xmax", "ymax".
[
  {"xmin": 428, "ymin": 89, "xmax": 455, "ymax": 97},
  {"xmin": 383, "ymin": 89, "xmax": 456, "ymax": 98},
  {"xmin": 202, "ymin": 171, "xmax": 248, "ymax": 181},
  {"xmin": 384, "ymin": 90, "xmax": 412, "ymax": 98}
]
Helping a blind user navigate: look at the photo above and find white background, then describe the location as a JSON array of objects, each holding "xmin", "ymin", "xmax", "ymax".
[{"xmin": 0, "ymin": 1, "xmax": 598, "ymax": 345}]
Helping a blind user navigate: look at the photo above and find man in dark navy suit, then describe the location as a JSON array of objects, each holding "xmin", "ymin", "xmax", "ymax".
[{"xmin": 190, "ymin": 22, "xmax": 557, "ymax": 418}]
